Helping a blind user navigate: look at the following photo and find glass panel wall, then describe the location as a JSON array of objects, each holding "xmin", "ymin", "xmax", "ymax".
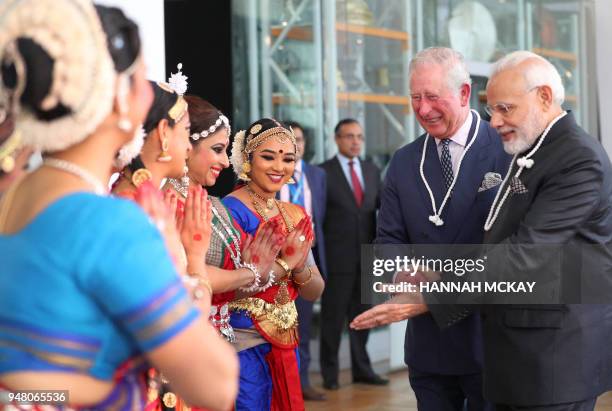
[{"xmin": 232, "ymin": 0, "xmax": 596, "ymax": 171}]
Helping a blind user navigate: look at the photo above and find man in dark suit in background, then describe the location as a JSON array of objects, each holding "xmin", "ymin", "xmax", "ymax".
[
  {"xmin": 280, "ymin": 120, "xmax": 328, "ymax": 401},
  {"xmin": 374, "ymin": 47, "xmax": 507, "ymax": 411},
  {"xmin": 352, "ymin": 51, "xmax": 612, "ymax": 410},
  {"xmin": 319, "ymin": 118, "xmax": 385, "ymax": 390}
]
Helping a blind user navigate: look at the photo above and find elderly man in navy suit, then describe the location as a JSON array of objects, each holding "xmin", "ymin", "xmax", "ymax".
[
  {"xmin": 358, "ymin": 47, "xmax": 509, "ymax": 410},
  {"xmin": 280, "ymin": 120, "xmax": 328, "ymax": 401}
]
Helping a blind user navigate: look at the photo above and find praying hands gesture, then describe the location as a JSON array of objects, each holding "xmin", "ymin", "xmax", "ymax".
[
  {"xmin": 241, "ymin": 220, "xmax": 284, "ymax": 284},
  {"xmin": 135, "ymin": 181, "xmax": 186, "ymax": 273},
  {"xmin": 279, "ymin": 216, "xmax": 314, "ymax": 275},
  {"xmin": 179, "ymin": 185, "xmax": 213, "ymax": 262}
]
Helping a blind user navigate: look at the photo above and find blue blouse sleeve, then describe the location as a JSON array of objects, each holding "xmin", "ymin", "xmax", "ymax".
[
  {"xmin": 222, "ymin": 196, "xmax": 261, "ymax": 236},
  {"xmin": 80, "ymin": 198, "xmax": 199, "ymax": 352}
]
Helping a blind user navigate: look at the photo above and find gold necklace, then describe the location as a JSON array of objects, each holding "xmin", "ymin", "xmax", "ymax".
[
  {"xmin": 245, "ymin": 187, "xmax": 294, "ymax": 232},
  {"xmin": 246, "ymin": 186, "xmax": 275, "ymax": 211}
]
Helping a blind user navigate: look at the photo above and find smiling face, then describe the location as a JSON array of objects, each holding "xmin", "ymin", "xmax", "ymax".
[
  {"xmin": 187, "ymin": 128, "xmax": 230, "ymax": 187},
  {"xmin": 486, "ymin": 66, "xmax": 548, "ymax": 154},
  {"xmin": 409, "ymin": 63, "xmax": 470, "ymax": 139},
  {"xmin": 249, "ymin": 135, "xmax": 296, "ymax": 195}
]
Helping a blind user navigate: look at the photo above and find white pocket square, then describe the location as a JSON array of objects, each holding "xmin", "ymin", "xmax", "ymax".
[{"xmin": 478, "ymin": 172, "xmax": 502, "ymax": 192}]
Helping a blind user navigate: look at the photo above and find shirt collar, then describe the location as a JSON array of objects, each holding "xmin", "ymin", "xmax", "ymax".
[
  {"xmin": 337, "ymin": 152, "xmax": 359, "ymax": 167},
  {"xmin": 434, "ymin": 112, "xmax": 473, "ymax": 148}
]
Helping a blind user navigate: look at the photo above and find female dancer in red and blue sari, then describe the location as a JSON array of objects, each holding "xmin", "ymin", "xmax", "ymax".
[{"xmin": 223, "ymin": 118, "xmax": 325, "ymax": 411}]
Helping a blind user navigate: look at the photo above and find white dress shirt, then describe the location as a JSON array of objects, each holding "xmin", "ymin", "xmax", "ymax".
[{"xmin": 336, "ymin": 152, "xmax": 365, "ymax": 191}]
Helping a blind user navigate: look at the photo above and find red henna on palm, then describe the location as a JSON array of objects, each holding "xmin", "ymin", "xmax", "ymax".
[
  {"xmin": 252, "ymin": 255, "xmax": 260, "ymax": 264},
  {"xmin": 285, "ymin": 246, "xmax": 295, "ymax": 256},
  {"xmin": 193, "ymin": 234, "xmax": 202, "ymax": 241}
]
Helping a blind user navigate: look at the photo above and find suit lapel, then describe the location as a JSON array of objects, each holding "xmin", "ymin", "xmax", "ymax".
[
  {"xmin": 414, "ymin": 136, "xmax": 447, "ymax": 213},
  {"xmin": 331, "ymin": 156, "xmax": 359, "ymax": 209},
  {"xmin": 303, "ymin": 163, "xmax": 320, "ymax": 221},
  {"xmin": 361, "ymin": 159, "xmax": 375, "ymax": 207},
  {"xmin": 446, "ymin": 113, "xmax": 491, "ymax": 241}
]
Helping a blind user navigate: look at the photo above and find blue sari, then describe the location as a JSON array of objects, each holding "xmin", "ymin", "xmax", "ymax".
[{"xmin": 0, "ymin": 193, "xmax": 200, "ymax": 410}]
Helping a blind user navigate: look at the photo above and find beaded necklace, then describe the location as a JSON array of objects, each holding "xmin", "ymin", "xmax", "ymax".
[
  {"xmin": 246, "ymin": 185, "xmax": 294, "ymax": 232},
  {"xmin": 419, "ymin": 109, "xmax": 481, "ymax": 226},
  {"xmin": 169, "ymin": 180, "xmax": 243, "ymax": 266}
]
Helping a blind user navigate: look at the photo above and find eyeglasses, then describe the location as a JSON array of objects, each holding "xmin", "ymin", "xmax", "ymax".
[
  {"xmin": 484, "ymin": 86, "xmax": 540, "ymax": 117},
  {"xmin": 339, "ymin": 133, "xmax": 364, "ymax": 141}
]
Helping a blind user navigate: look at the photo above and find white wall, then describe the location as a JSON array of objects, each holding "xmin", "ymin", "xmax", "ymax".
[
  {"xmin": 595, "ymin": 0, "xmax": 612, "ymax": 156},
  {"xmin": 94, "ymin": 0, "xmax": 166, "ymax": 82}
]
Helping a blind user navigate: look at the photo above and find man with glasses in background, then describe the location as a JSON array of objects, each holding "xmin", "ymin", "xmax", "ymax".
[{"xmin": 319, "ymin": 118, "xmax": 385, "ymax": 390}]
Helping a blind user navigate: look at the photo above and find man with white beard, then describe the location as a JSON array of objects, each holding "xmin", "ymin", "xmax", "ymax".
[{"xmin": 352, "ymin": 51, "xmax": 612, "ymax": 410}]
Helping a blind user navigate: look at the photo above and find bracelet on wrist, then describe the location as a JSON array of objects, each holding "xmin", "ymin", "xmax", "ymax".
[
  {"xmin": 275, "ymin": 257, "xmax": 292, "ymax": 278},
  {"xmin": 239, "ymin": 263, "xmax": 261, "ymax": 292},
  {"xmin": 257, "ymin": 270, "xmax": 276, "ymax": 292},
  {"xmin": 293, "ymin": 266, "xmax": 313, "ymax": 287},
  {"xmin": 183, "ymin": 274, "xmax": 213, "ymax": 300}
]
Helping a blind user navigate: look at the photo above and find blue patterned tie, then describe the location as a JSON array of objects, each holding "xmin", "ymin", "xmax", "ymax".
[{"xmin": 440, "ymin": 139, "xmax": 454, "ymax": 190}]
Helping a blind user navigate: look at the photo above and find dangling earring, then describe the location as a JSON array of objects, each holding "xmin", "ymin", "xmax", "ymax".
[
  {"xmin": 239, "ymin": 161, "xmax": 251, "ymax": 181},
  {"xmin": 287, "ymin": 176, "xmax": 296, "ymax": 184},
  {"xmin": 116, "ymin": 74, "xmax": 133, "ymax": 132},
  {"xmin": 181, "ymin": 165, "xmax": 190, "ymax": 190},
  {"xmin": 157, "ymin": 138, "xmax": 172, "ymax": 162}
]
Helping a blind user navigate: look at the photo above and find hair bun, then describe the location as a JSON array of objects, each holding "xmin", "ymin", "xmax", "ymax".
[{"xmin": 0, "ymin": 0, "xmax": 118, "ymax": 152}]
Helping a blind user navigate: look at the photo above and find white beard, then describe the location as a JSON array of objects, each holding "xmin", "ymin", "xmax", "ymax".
[
  {"xmin": 114, "ymin": 125, "xmax": 146, "ymax": 169},
  {"xmin": 500, "ymin": 107, "xmax": 546, "ymax": 155}
]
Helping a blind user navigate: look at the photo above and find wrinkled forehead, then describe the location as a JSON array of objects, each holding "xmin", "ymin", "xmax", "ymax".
[
  {"xmin": 409, "ymin": 64, "xmax": 448, "ymax": 93},
  {"xmin": 487, "ymin": 68, "xmax": 528, "ymax": 100}
]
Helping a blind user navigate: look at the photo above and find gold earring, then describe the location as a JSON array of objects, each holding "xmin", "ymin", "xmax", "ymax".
[
  {"xmin": 239, "ymin": 162, "xmax": 251, "ymax": 181},
  {"xmin": 287, "ymin": 176, "xmax": 296, "ymax": 184},
  {"xmin": 157, "ymin": 138, "xmax": 172, "ymax": 162},
  {"xmin": 181, "ymin": 166, "xmax": 190, "ymax": 190}
]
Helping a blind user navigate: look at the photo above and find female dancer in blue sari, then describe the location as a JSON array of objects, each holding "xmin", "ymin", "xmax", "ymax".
[
  {"xmin": 224, "ymin": 118, "xmax": 325, "ymax": 410},
  {"xmin": 0, "ymin": 1, "xmax": 237, "ymax": 409}
]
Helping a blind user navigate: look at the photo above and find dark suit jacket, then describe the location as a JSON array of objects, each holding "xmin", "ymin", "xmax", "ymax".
[
  {"xmin": 429, "ymin": 112, "xmax": 612, "ymax": 405},
  {"xmin": 303, "ymin": 161, "xmax": 328, "ymax": 277},
  {"xmin": 377, "ymin": 112, "xmax": 510, "ymax": 375},
  {"xmin": 320, "ymin": 156, "xmax": 381, "ymax": 276}
]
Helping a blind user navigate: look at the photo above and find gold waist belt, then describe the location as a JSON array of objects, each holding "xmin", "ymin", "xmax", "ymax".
[{"xmin": 229, "ymin": 298, "xmax": 298, "ymax": 331}]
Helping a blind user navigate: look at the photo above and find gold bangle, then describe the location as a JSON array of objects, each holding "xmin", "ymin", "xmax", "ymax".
[
  {"xmin": 293, "ymin": 266, "xmax": 313, "ymax": 287},
  {"xmin": 275, "ymin": 258, "xmax": 292, "ymax": 278},
  {"xmin": 188, "ymin": 274, "xmax": 213, "ymax": 300},
  {"xmin": 198, "ymin": 277, "xmax": 213, "ymax": 296}
]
